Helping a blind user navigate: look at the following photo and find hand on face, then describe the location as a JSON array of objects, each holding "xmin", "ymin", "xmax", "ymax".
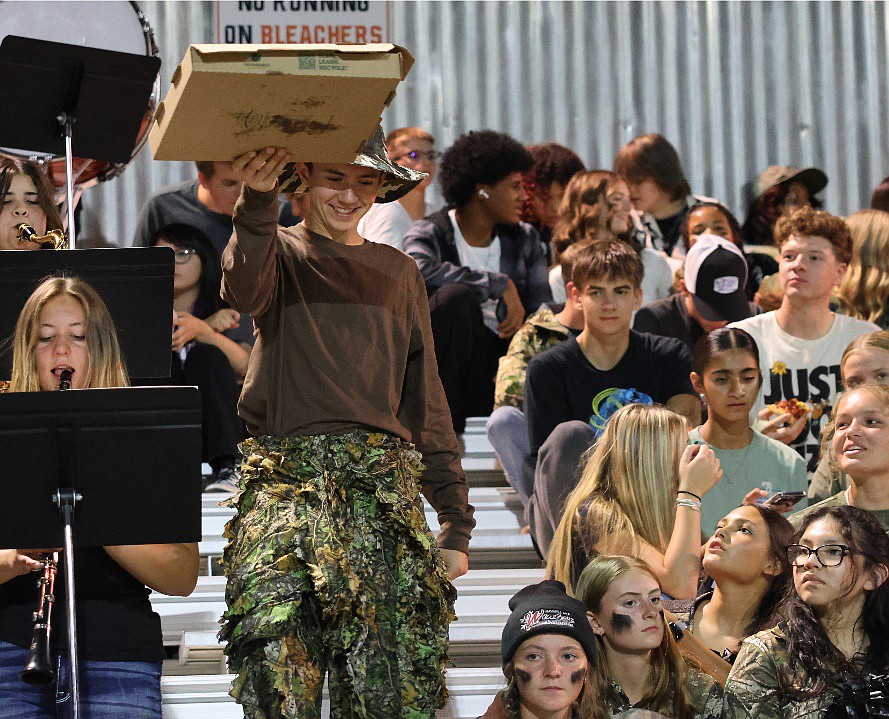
[
  {"xmin": 512, "ymin": 633, "xmax": 587, "ymax": 715},
  {"xmin": 678, "ymin": 443, "xmax": 723, "ymax": 497}
]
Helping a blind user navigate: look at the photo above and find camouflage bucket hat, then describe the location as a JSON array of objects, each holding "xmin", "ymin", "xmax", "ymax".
[
  {"xmin": 753, "ymin": 165, "xmax": 827, "ymax": 200},
  {"xmin": 277, "ymin": 126, "xmax": 428, "ymax": 203}
]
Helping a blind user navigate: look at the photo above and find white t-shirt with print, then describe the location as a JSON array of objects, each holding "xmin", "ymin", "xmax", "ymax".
[
  {"xmin": 449, "ymin": 209, "xmax": 501, "ymax": 333},
  {"xmin": 729, "ymin": 311, "xmax": 880, "ymax": 473}
]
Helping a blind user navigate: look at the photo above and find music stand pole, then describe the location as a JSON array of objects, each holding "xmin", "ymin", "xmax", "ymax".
[
  {"xmin": 54, "ymin": 488, "xmax": 82, "ymax": 718},
  {"xmin": 58, "ymin": 113, "xmax": 77, "ymax": 249}
]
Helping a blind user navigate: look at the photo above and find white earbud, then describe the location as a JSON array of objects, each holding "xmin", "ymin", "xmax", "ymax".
[{"xmin": 478, "ymin": 189, "xmax": 490, "ymax": 199}]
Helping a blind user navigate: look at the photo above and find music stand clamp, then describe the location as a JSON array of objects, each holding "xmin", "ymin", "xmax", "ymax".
[{"xmin": 0, "ymin": 35, "xmax": 160, "ymax": 248}]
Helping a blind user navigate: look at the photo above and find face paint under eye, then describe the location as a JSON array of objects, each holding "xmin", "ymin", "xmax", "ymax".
[
  {"xmin": 570, "ymin": 669, "xmax": 584, "ymax": 684},
  {"xmin": 515, "ymin": 668, "xmax": 531, "ymax": 684},
  {"xmin": 611, "ymin": 612, "xmax": 633, "ymax": 632}
]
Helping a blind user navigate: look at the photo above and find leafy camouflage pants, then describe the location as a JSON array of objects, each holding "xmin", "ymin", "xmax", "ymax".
[{"xmin": 219, "ymin": 432, "xmax": 456, "ymax": 719}]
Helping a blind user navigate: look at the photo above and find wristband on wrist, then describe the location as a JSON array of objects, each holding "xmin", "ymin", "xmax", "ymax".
[
  {"xmin": 675, "ymin": 498, "xmax": 702, "ymax": 512},
  {"xmin": 677, "ymin": 490, "xmax": 702, "ymax": 502}
]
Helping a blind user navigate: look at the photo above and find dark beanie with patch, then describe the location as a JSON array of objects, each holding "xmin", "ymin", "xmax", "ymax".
[{"xmin": 501, "ymin": 580, "xmax": 598, "ymax": 665}]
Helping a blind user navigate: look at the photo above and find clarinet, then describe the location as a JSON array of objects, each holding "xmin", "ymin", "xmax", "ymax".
[{"xmin": 19, "ymin": 369, "xmax": 72, "ymax": 685}]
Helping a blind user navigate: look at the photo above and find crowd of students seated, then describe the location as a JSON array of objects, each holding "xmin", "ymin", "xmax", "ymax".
[{"xmin": 7, "ymin": 121, "xmax": 889, "ymax": 718}]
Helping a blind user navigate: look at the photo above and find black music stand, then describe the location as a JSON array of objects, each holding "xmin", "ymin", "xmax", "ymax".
[
  {"xmin": 0, "ymin": 36, "xmax": 160, "ymax": 247},
  {"xmin": 0, "ymin": 247, "xmax": 174, "ymax": 381},
  {"xmin": 0, "ymin": 387, "xmax": 202, "ymax": 718}
]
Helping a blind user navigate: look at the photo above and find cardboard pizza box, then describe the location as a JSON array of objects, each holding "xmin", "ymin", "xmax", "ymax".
[{"xmin": 148, "ymin": 43, "xmax": 412, "ymax": 162}]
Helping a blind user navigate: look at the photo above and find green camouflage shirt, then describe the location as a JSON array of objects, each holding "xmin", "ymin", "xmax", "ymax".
[
  {"xmin": 493, "ymin": 306, "xmax": 570, "ymax": 410},
  {"xmin": 789, "ymin": 490, "xmax": 889, "ymax": 532},
  {"xmin": 606, "ymin": 669, "xmax": 726, "ymax": 719},
  {"xmin": 725, "ymin": 625, "xmax": 844, "ymax": 719}
]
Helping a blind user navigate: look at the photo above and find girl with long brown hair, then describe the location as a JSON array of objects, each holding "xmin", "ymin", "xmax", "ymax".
[{"xmin": 577, "ymin": 555, "xmax": 725, "ymax": 718}]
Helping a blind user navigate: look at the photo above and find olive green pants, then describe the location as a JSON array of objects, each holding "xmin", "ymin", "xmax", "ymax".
[{"xmin": 219, "ymin": 432, "xmax": 456, "ymax": 719}]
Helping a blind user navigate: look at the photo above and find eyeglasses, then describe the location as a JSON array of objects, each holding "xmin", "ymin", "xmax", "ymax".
[
  {"xmin": 786, "ymin": 543, "xmax": 870, "ymax": 568},
  {"xmin": 173, "ymin": 248, "xmax": 196, "ymax": 264},
  {"xmin": 395, "ymin": 150, "xmax": 441, "ymax": 163}
]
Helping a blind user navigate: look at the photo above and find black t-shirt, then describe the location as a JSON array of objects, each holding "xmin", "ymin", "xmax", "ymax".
[
  {"xmin": 634, "ymin": 295, "xmax": 763, "ymax": 349},
  {"xmin": 134, "ymin": 179, "xmax": 298, "ymax": 257},
  {"xmin": 0, "ymin": 547, "xmax": 164, "ymax": 662},
  {"xmin": 634, "ymin": 294, "xmax": 703, "ymax": 349},
  {"xmin": 524, "ymin": 331, "xmax": 695, "ymax": 456}
]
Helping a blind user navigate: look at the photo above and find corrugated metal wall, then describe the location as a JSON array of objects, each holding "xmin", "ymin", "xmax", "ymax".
[{"xmin": 79, "ymin": 0, "xmax": 889, "ymax": 246}]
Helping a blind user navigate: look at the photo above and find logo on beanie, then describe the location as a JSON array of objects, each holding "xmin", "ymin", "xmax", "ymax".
[
  {"xmin": 713, "ymin": 276, "xmax": 739, "ymax": 294},
  {"xmin": 520, "ymin": 609, "xmax": 576, "ymax": 632}
]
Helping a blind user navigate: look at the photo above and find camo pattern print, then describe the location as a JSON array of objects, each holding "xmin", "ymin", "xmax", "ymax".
[{"xmin": 219, "ymin": 432, "xmax": 456, "ymax": 719}]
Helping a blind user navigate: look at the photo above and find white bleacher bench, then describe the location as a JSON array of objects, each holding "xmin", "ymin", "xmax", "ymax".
[
  {"xmin": 161, "ymin": 667, "xmax": 505, "ymax": 718},
  {"xmin": 152, "ymin": 568, "xmax": 545, "ymax": 669},
  {"xmin": 199, "ymin": 486, "xmax": 539, "ymax": 574}
]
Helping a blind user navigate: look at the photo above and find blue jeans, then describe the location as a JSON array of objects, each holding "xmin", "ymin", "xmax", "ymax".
[
  {"xmin": 486, "ymin": 406, "xmax": 534, "ymax": 506},
  {"xmin": 0, "ymin": 641, "xmax": 162, "ymax": 719}
]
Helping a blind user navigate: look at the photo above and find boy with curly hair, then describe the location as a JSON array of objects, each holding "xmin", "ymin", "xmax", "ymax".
[
  {"xmin": 730, "ymin": 206, "xmax": 880, "ymax": 474},
  {"xmin": 403, "ymin": 130, "xmax": 552, "ymax": 434}
]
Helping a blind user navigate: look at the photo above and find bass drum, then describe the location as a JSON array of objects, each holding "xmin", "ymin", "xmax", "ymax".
[{"xmin": 0, "ymin": 0, "xmax": 160, "ymax": 190}]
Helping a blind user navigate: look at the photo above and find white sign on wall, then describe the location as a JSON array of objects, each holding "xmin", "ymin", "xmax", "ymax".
[{"xmin": 217, "ymin": 1, "xmax": 390, "ymax": 45}]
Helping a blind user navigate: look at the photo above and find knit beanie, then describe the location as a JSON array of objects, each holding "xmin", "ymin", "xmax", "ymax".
[{"xmin": 501, "ymin": 580, "xmax": 598, "ymax": 665}]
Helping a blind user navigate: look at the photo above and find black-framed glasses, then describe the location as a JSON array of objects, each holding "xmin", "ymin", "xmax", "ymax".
[
  {"xmin": 786, "ymin": 543, "xmax": 867, "ymax": 568},
  {"xmin": 395, "ymin": 150, "xmax": 441, "ymax": 163},
  {"xmin": 173, "ymin": 248, "xmax": 196, "ymax": 265}
]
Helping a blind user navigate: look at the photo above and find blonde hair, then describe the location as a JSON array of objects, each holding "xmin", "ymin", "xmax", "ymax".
[
  {"xmin": 840, "ymin": 330, "xmax": 889, "ymax": 374},
  {"xmin": 547, "ymin": 404, "xmax": 686, "ymax": 588},
  {"xmin": 576, "ymin": 556, "xmax": 695, "ymax": 719},
  {"xmin": 10, "ymin": 276, "xmax": 128, "ymax": 392},
  {"xmin": 836, "ymin": 210, "xmax": 889, "ymax": 324}
]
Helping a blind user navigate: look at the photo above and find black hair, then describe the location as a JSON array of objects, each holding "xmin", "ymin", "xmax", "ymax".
[
  {"xmin": 439, "ymin": 130, "xmax": 532, "ymax": 207},
  {"xmin": 680, "ymin": 201, "xmax": 743, "ymax": 252},
  {"xmin": 739, "ymin": 505, "xmax": 795, "ymax": 637},
  {"xmin": 691, "ymin": 327, "xmax": 761, "ymax": 378},
  {"xmin": 742, "ymin": 182, "xmax": 825, "ymax": 248},
  {"xmin": 149, "ymin": 223, "xmax": 221, "ymax": 318},
  {"xmin": 780, "ymin": 505, "xmax": 889, "ymax": 699}
]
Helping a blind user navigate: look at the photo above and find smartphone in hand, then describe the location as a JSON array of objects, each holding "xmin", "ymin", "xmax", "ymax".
[{"xmin": 760, "ymin": 491, "xmax": 806, "ymax": 509}]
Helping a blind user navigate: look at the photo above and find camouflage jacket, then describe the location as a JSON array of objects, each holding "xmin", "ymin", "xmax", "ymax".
[
  {"xmin": 493, "ymin": 305, "xmax": 570, "ymax": 410},
  {"xmin": 607, "ymin": 669, "xmax": 726, "ymax": 719},
  {"xmin": 725, "ymin": 624, "xmax": 845, "ymax": 718}
]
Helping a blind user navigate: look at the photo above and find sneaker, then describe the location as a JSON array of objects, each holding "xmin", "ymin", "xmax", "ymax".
[{"xmin": 205, "ymin": 464, "xmax": 241, "ymax": 493}]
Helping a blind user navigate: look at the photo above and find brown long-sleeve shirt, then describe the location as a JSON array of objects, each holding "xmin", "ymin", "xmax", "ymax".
[{"xmin": 221, "ymin": 187, "xmax": 474, "ymax": 553}]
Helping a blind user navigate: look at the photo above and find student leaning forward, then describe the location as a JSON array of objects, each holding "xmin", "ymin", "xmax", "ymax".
[{"xmin": 217, "ymin": 129, "xmax": 475, "ymax": 719}]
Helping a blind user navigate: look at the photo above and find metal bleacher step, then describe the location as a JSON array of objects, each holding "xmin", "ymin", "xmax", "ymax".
[
  {"xmin": 152, "ymin": 567, "xmax": 546, "ymax": 671},
  {"xmin": 199, "ymin": 485, "xmax": 539, "ymax": 575},
  {"xmin": 161, "ymin": 666, "xmax": 504, "ymax": 718}
]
